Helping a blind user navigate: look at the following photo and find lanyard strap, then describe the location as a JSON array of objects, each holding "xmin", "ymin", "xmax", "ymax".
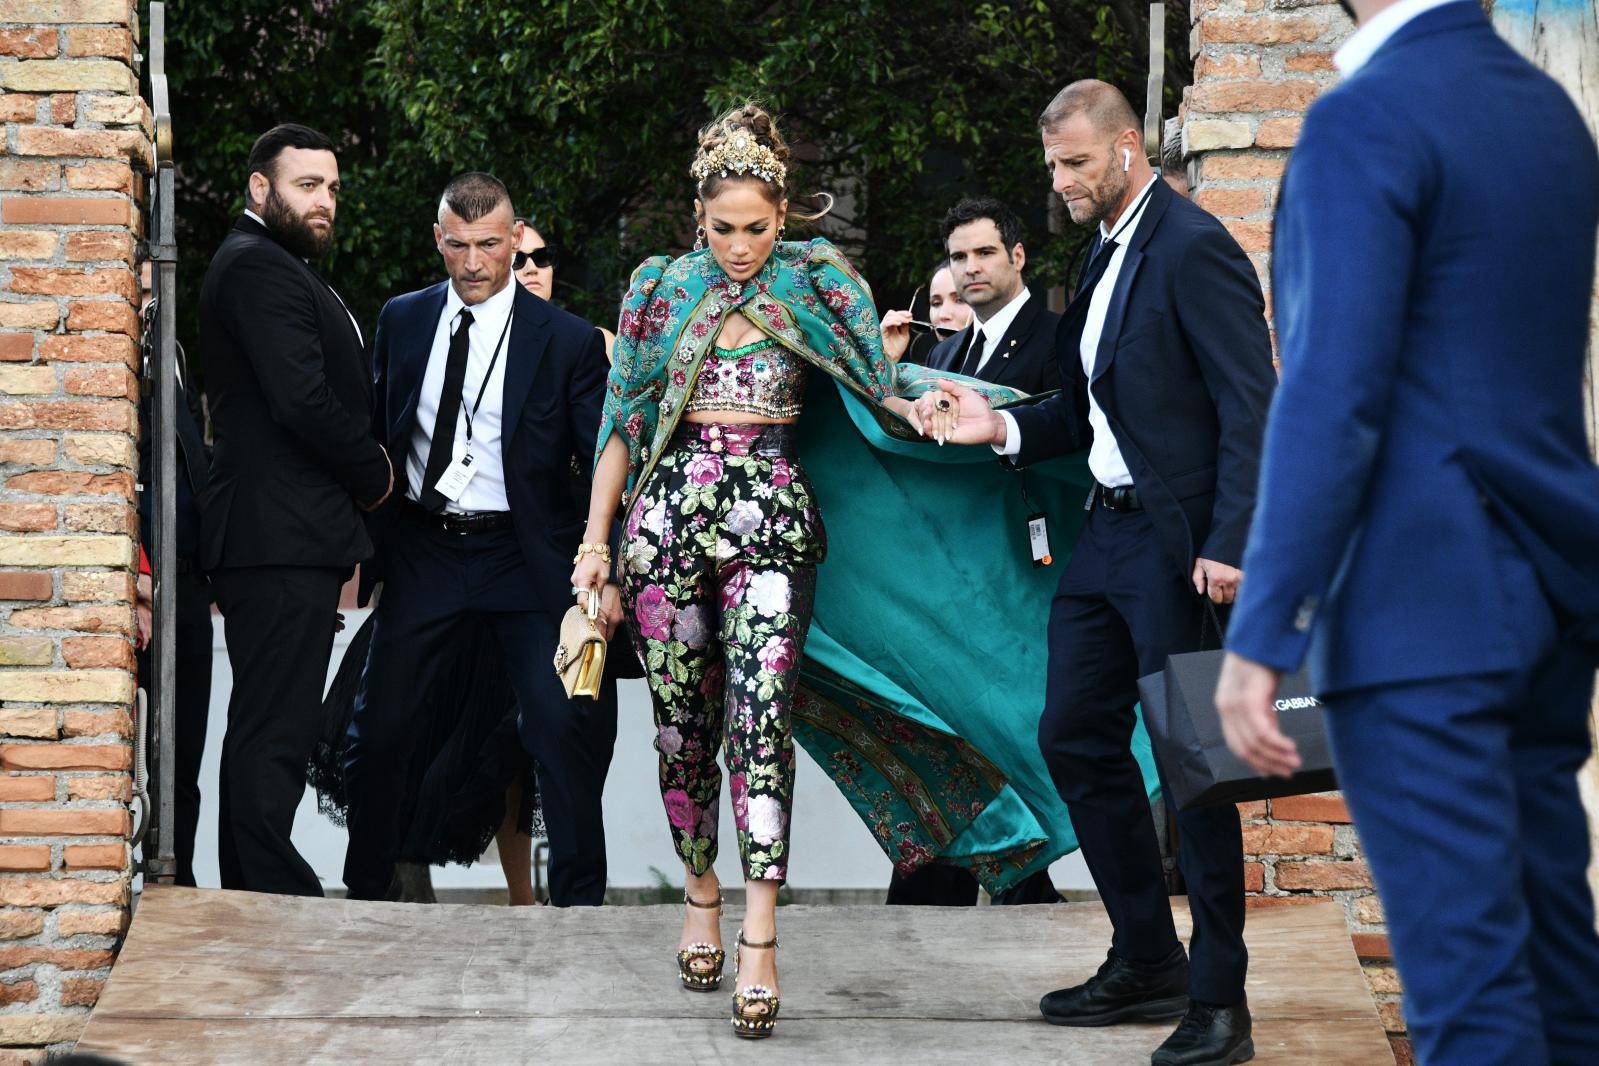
[
  {"xmin": 459, "ymin": 307, "xmax": 513, "ymax": 445},
  {"xmin": 1099, "ymin": 179, "xmax": 1156, "ymax": 254}
]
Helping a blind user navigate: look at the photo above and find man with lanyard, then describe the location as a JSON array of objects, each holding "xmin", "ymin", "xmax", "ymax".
[
  {"xmin": 341, "ymin": 172, "xmax": 618, "ymax": 906},
  {"xmin": 915, "ymin": 80, "xmax": 1275, "ymax": 1065}
]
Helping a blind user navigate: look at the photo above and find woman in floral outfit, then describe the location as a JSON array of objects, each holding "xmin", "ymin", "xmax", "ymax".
[
  {"xmin": 626, "ymin": 444, "xmax": 818, "ymax": 890},
  {"xmin": 570, "ymin": 100, "xmax": 963, "ymax": 1037}
]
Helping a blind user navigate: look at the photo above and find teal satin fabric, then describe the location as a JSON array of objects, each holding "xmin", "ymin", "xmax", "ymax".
[{"xmin": 791, "ymin": 374, "xmax": 1162, "ymax": 893}]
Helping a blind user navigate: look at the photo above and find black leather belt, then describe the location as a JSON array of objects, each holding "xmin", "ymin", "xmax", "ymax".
[
  {"xmin": 1090, "ymin": 483, "xmax": 1142, "ymax": 512},
  {"xmin": 403, "ymin": 498, "xmax": 514, "ymax": 535}
]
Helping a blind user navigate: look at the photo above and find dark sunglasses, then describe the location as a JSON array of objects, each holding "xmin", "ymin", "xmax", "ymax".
[{"xmin": 513, "ymin": 247, "xmax": 556, "ymax": 271}]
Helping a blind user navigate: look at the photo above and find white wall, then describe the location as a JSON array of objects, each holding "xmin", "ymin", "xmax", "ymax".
[{"xmin": 188, "ymin": 610, "xmax": 1091, "ymax": 894}]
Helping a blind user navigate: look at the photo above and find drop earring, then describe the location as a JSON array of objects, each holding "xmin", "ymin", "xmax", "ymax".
[
  {"xmin": 778, "ymin": 225, "xmax": 786, "ymax": 242},
  {"xmin": 694, "ymin": 226, "xmax": 705, "ymax": 251}
]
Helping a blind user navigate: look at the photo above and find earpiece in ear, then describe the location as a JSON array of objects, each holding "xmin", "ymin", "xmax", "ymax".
[{"xmin": 1123, "ymin": 149, "xmax": 1131, "ymax": 172}]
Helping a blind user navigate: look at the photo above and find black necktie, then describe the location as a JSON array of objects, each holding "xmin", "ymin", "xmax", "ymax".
[
  {"xmin": 1074, "ymin": 235, "xmax": 1116, "ymax": 301},
  {"xmin": 958, "ymin": 329, "xmax": 987, "ymax": 377},
  {"xmin": 418, "ymin": 308, "xmax": 474, "ymax": 512}
]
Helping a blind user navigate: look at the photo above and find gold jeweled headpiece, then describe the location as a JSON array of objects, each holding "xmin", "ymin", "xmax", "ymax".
[{"xmin": 690, "ymin": 131, "xmax": 786, "ymax": 187}]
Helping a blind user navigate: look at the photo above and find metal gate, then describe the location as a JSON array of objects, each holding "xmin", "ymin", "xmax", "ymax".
[{"xmin": 136, "ymin": 1, "xmax": 178, "ymax": 885}]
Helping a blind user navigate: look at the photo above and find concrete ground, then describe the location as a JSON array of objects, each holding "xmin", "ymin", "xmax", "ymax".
[{"xmin": 77, "ymin": 886, "xmax": 1392, "ymax": 1064}]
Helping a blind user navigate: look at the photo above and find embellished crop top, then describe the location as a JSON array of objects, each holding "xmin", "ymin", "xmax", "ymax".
[{"xmin": 684, "ymin": 337, "xmax": 808, "ymax": 420}]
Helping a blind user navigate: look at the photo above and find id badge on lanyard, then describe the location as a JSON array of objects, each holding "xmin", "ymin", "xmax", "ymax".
[
  {"xmin": 434, "ymin": 451, "xmax": 477, "ymax": 502},
  {"xmin": 1018, "ymin": 471, "xmax": 1052, "ymax": 567},
  {"xmin": 1027, "ymin": 512, "xmax": 1053, "ymax": 567}
]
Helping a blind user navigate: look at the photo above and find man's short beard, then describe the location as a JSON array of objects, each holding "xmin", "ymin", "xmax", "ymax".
[
  {"xmin": 1072, "ymin": 167, "xmax": 1131, "ymax": 230},
  {"xmin": 260, "ymin": 183, "xmax": 334, "ymax": 259}
]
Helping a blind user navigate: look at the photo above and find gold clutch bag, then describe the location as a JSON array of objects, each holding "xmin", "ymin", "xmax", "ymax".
[{"xmin": 554, "ymin": 593, "xmax": 607, "ymax": 699}]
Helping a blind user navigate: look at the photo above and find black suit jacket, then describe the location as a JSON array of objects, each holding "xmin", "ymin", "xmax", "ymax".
[
  {"xmin": 1008, "ymin": 180, "xmax": 1275, "ymax": 576},
  {"xmin": 363, "ymin": 281, "xmax": 608, "ymax": 617},
  {"xmin": 198, "ymin": 215, "xmax": 390, "ymax": 570},
  {"xmin": 923, "ymin": 290, "xmax": 1062, "ymax": 396}
]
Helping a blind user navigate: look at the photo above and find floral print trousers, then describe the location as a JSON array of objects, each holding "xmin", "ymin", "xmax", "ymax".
[{"xmin": 620, "ymin": 422, "xmax": 825, "ymax": 883}]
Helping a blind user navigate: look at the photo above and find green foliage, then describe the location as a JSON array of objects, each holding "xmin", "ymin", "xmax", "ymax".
[
  {"xmin": 169, "ymin": 1, "xmax": 1183, "ymax": 359},
  {"xmin": 368, "ymin": 0, "xmax": 1161, "ymax": 319},
  {"xmin": 166, "ymin": 0, "xmax": 452, "ymax": 357}
]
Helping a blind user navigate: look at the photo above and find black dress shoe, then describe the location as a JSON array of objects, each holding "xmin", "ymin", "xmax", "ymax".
[
  {"xmin": 1039, "ymin": 947, "xmax": 1189, "ymax": 1026},
  {"xmin": 1151, "ymin": 998, "xmax": 1254, "ymax": 1066}
]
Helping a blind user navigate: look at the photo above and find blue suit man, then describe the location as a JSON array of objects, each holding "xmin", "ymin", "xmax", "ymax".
[
  {"xmin": 342, "ymin": 174, "xmax": 618, "ymax": 906},
  {"xmin": 1219, "ymin": 3, "xmax": 1599, "ymax": 1063}
]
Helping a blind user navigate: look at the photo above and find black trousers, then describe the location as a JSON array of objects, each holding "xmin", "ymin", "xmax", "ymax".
[
  {"xmin": 136, "ymin": 568, "xmax": 213, "ymax": 887},
  {"xmin": 1038, "ymin": 503, "xmax": 1246, "ymax": 1005},
  {"xmin": 341, "ymin": 516, "xmax": 617, "ymax": 906},
  {"xmin": 886, "ymin": 866, "xmax": 1061, "ymax": 906},
  {"xmin": 212, "ymin": 564, "xmax": 346, "ymax": 896}
]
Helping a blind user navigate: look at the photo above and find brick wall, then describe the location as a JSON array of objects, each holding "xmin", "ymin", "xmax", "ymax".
[
  {"xmin": 1177, "ymin": 1, "xmax": 1412, "ymax": 1061},
  {"xmin": 0, "ymin": 0, "xmax": 147, "ymax": 1057},
  {"xmin": 1239, "ymin": 794, "xmax": 1403, "ymax": 1055}
]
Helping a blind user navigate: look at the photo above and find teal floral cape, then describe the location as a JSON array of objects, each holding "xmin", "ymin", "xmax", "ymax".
[{"xmin": 601, "ymin": 238, "xmax": 1159, "ymax": 892}]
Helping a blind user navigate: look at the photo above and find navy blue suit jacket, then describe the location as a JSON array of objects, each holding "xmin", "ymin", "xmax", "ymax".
[
  {"xmin": 1006, "ymin": 179, "xmax": 1276, "ymax": 579},
  {"xmin": 363, "ymin": 281, "xmax": 608, "ymax": 616},
  {"xmin": 1227, "ymin": 2, "xmax": 1599, "ymax": 693}
]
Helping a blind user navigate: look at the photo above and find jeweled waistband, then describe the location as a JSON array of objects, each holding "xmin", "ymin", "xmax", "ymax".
[{"xmin": 670, "ymin": 421, "xmax": 798, "ymax": 456}]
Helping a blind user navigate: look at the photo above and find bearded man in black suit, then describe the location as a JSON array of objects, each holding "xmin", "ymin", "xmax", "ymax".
[
  {"xmin": 915, "ymin": 81, "xmax": 1275, "ymax": 1064},
  {"xmin": 199, "ymin": 123, "xmax": 393, "ymax": 896}
]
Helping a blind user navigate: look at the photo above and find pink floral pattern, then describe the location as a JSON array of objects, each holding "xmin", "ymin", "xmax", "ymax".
[
  {"xmin": 663, "ymin": 789, "xmax": 698, "ymax": 831},
  {"xmin": 684, "ymin": 452, "xmax": 723, "ymax": 486},
  {"xmin": 621, "ymin": 424, "xmax": 825, "ymax": 883},
  {"xmin": 719, "ymin": 563, "xmax": 751, "ymax": 609},
  {"xmin": 756, "ymin": 635, "xmax": 796, "ymax": 675},
  {"xmin": 633, "ymin": 584, "xmax": 673, "ymax": 642}
]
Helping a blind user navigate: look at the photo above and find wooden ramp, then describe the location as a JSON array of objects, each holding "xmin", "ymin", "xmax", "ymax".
[{"xmin": 78, "ymin": 886, "xmax": 1391, "ymax": 1064}]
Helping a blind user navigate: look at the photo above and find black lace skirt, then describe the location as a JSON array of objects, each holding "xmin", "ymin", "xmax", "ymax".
[{"xmin": 308, "ymin": 613, "xmax": 542, "ymax": 867}]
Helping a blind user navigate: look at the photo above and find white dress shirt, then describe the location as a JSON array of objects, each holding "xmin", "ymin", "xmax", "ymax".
[
  {"xmin": 996, "ymin": 176, "xmax": 1157, "ymax": 489},
  {"xmin": 962, "ymin": 285, "xmax": 1031, "ymax": 377},
  {"xmin": 406, "ymin": 278, "xmax": 515, "ymax": 513},
  {"xmin": 1333, "ymin": 0, "xmax": 1468, "ymax": 75},
  {"xmin": 243, "ymin": 208, "xmax": 364, "ymax": 345}
]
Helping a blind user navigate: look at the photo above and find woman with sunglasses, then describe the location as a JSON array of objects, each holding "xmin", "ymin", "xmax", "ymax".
[
  {"xmin": 879, "ymin": 259, "xmax": 974, "ymax": 366},
  {"xmin": 514, "ymin": 220, "xmax": 617, "ymax": 363}
]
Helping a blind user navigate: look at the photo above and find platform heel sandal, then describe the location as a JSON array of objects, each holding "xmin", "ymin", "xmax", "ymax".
[
  {"xmin": 731, "ymin": 930, "xmax": 780, "ymax": 1038},
  {"xmin": 676, "ymin": 891, "xmax": 725, "ymax": 992}
]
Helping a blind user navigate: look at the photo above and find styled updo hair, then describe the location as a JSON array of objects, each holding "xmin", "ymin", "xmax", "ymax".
[{"xmin": 691, "ymin": 102, "xmax": 832, "ymax": 223}]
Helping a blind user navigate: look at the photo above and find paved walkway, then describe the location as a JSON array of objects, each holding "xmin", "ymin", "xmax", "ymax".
[{"xmin": 78, "ymin": 885, "xmax": 1392, "ymax": 1064}]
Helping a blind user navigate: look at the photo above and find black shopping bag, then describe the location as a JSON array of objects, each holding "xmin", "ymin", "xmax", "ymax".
[{"xmin": 1138, "ymin": 650, "xmax": 1337, "ymax": 811}]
